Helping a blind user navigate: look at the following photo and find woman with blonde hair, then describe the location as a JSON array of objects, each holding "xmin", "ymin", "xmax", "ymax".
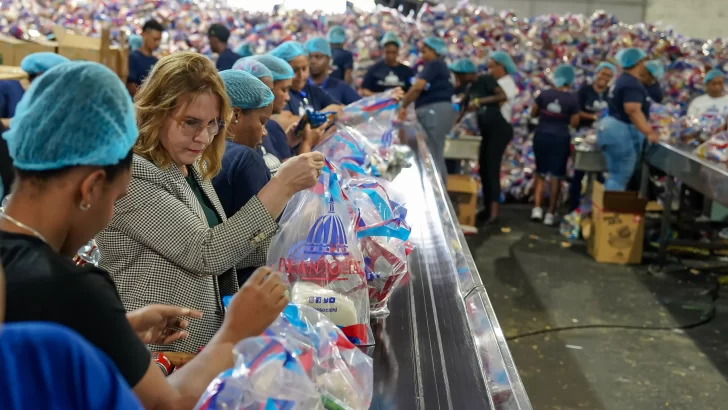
[{"xmin": 96, "ymin": 52, "xmax": 322, "ymax": 353}]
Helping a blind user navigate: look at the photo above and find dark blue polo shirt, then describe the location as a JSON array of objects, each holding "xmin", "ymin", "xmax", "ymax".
[
  {"xmin": 263, "ymin": 120, "xmax": 294, "ymax": 160},
  {"xmin": 285, "ymin": 83, "xmax": 340, "ymax": 116},
  {"xmin": 310, "ymin": 76, "xmax": 361, "ymax": 106},
  {"xmin": 216, "ymin": 48, "xmax": 241, "ymax": 72},
  {"xmin": 362, "ymin": 60, "xmax": 414, "ymax": 93},
  {"xmin": 415, "ymin": 59, "xmax": 454, "ymax": 108},
  {"xmin": 607, "ymin": 73, "xmax": 650, "ymax": 123},
  {"xmin": 213, "ymin": 141, "xmax": 271, "ymax": 218},
  {"xmin": 0, "ymin": 80, "xmax": 24, "ymax": 118},
  {"xmin": 127, "ymin": 50, "xmax": 157, "ymax": 86},
  {"xmin": 331, "ymin": 48, "xmax": 354, "ymax": 80}
]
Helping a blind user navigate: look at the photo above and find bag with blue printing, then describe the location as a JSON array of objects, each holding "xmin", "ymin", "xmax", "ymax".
[
  {"xmin": 194, "ymin": 304, "xmax": 373, "ymax": 410},
  {"xmin": 314, "ymin": 125, "xmax": 387, "ymax": 178}
]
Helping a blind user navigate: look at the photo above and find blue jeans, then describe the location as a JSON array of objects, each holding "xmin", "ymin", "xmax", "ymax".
[{"xmin": 596, "ymin": 116, "xmax": 644, "ymax": 191}]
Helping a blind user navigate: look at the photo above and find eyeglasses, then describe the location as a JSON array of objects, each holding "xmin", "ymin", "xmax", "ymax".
[{"xmin": 176, "ymin": 117, "xmax": 225, "ymax": 139}]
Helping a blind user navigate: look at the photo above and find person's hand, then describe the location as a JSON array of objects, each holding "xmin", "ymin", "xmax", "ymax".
[
  {"xmin": 126, "ymin": 305, "xmax": 203, "ymax": 345},
  {"xmin": 398, "ymin": 108, "xmax": 408, "ymax": 122},
  {"xmin": 647, "ymin": 131, "xmax": 660, "ymax": 143},
  {"xmin": 302, "ymin": 124, "xmax": 325, "ymax": 147},
  {"xmin": 285, "ymin": 121, "xmax": 303, "ymax": 147},
  {"xmin": 391, "ymin": 87, "xmax": 405, "ymax": 101},
  {"xmin": 273, "ymin": 151, "xmax": 326, "ymax": 195},
  {"xmin": 221, "ymin": 267, "xmax": 289, "ymax": 340}
]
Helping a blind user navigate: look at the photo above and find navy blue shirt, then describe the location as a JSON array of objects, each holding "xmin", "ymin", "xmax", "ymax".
[
  {"xmin": 127, "ymin": 50, "xmax": 157, "ymax": 85},
  {"xmin": 577, "ymin": 83, "xmax": 609, "ymax": 128},
  {"xmin": 0, "ymin": 80, "xmax": 25, "ymax": 118},
  {"xmin": 263, "ymin": 120, "xmax": 294, "ymax": 160},
  {"xmin": 331, "ymin": 48, "xmax": 354, "ymax": 81},
  {"xmin": 415, "ymin": 59, "xmax": 454, "ymax": 108},
  {"xmin": 216, "ymin": 48, "xmax": 241, "ymax": 71},
  {"xmin": 0, "ymin": 322, "xmax": 142, "ymax": 410},
  {"xmin": 310, "ymin": 76, "xmax": 361, "ymax": 106},
  {"xmin": 213, "ymin": 141, "xmax": 271, "ymax": 218},
  {"xmin": 645, "ymin": 82, "xmax": 664, "ymax": 104},
  {"xmin": 535, "ymin": 89, "xmax": 579, "ymax": 136},
  {"xmin": 285, "ymin": 83, "xmax": 341, "ymax": 116},
  {"xmin": 362, "ymin": 60, "xmax": 415, "ymax": 93},
  {"xmin": 608, "ymin": 73, "xmax": 650, "ymax": 123}
]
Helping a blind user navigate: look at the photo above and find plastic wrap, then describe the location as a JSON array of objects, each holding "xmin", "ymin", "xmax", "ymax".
[
  {"xmin": 314, "ymin": 125, "xmax": 387, "ymax": 178},
  {"xmin": 694, "ymin": 131, "xmax": 728, "ymax": 162}
]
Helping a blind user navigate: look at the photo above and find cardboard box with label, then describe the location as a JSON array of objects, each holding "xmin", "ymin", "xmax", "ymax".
[
  {"xmin": 587, "ymin": 182, "xmax": 648, "ymax": 264},
  {"xmin": 446, "ymin": 174, "xmax": 478, "ymax": 227}
]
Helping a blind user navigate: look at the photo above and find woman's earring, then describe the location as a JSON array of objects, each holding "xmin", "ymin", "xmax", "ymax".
[{"xmin": 79, "ymin": 202, "xmax": 91, "ymax": 211}]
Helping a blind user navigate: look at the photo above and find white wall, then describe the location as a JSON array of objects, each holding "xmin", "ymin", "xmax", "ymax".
[
  {"xmin": 645, "ymin": 0, "xmax": 727, "ymax": 40},
  {"xmin": 464, "ymin": 0, "xmax": 646, "ymax": 23}
]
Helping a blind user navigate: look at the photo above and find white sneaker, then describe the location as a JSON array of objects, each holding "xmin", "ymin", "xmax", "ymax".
[
  {"xmin": 531, "ymin": 207, "xmax": 543, "ymax": 221},
  {"xmin": 544, "ymin": 213, "xmax": 556, "ymax": 226}
]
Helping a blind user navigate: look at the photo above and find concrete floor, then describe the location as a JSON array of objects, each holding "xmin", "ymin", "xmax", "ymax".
[{"xmin": 467, "ymin": 205, "xmax": 728, "ymax": 410}]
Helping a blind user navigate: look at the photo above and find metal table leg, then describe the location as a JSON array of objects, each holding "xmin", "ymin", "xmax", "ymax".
[
  {"xmin": 658, "ymin": 176, "xmax": 675, "ymax": 266},
  {"xmin": 639, "ymin": 161, "xmax": 650, "ymax": 199}
]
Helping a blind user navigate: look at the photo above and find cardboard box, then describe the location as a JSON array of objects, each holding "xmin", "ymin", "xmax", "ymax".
[
  {"xmin": 447, "ymin": 174, "xmax": 478, "ymax": 227},
  {"xmin": 587, "ymin": 182, "xmax": 648, "ymax": 264}
]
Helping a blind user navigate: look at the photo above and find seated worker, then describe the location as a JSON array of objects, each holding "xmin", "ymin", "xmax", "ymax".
[
  {"xmin": 304, "ymin": 37, "xmax": 361, "ymax": 106},
  {"xmin": 0, "ymin": 61, "xmax": 289, "ymax": 409},
  {"xmin": 127, "ymin": 19, "xmax": 164, "ymax": 97},
  {"xmin": 449, "ymin": 58, "xmax": 479, "ymax": 97},
  {"xmin": 327, "ymin": 25, "xmax": 354, "ymax": 84},
  {"xmin": 1, "ymin": 52, "xmax": 69, "ymax": 123},
  {"xmin": 643, "ymin": 60, "xmax": 665, "ymax": 104},
  {"xmin": 209, "ymin": 23, "xmax": 240, "ymax": 71},
  {"xmin": 361, "ymin": 32, "xmax": 413, "ymax": 97}
]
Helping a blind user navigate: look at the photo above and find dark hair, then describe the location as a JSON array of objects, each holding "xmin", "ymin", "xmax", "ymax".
[
  {"xmin": 15, "ymin": 150, "xmax": 134, "ymax": 183},
  {"xmin": 142, "ymin": 20, "xmax": 165, "ymax": 33},
  {"xmin": 27, "ymin": 73, "xmax": 41, "ymax": 82},
  {"xmin": 208, "ymin": 24, "xmax": 230, "ymax": 43}
]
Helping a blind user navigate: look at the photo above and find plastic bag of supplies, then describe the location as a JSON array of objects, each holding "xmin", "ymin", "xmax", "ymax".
[{"xmin": 314, "ymin": 125, "xmax": 387, "ymax": 178}]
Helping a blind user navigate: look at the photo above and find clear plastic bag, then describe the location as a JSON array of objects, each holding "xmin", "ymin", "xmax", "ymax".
[
  {"xmin": 446, "ymin": 111, "xmax": 480, "ymax": 139},
  {"xmin": 267, "ymin": 161, "xmax": 373, "ymax": 346},
  {"xmin": 694, "ymin": 131, "xmax": 728, "ymax": 162},
  {"xmin": 314, "ymin": 125, "xmax": 387, "ymax": 178}
]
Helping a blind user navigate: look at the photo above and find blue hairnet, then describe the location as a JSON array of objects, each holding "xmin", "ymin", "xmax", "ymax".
[
  {"xmin": 250, "ymin": 55, "xmax": 294, "ymax": 81},
  {"xmin": 553, "ymin": 64, "xmax": 576, "ymax": 87},
  {"xmin": 220, "ymin": 70, "xmax": 274, "ymax": 110},
  {"xmin": 380, "ymin": 32, "xmax": 402, "ymax": 48},
  {"xmin": 128, "ymin": 34, "xmax": 143, "ymax": 51},
  {"xmin": 269, "ymin": 41, "xmax": 308, "ymax": 62},
  {"xmin": 235, "ymin": 42, "xmax": 254, "ymax": 58},
  {"xmin": 305, "ymin": 37, "xmax": 332, "ymax": 58},
  {"xmin": 423, "ymin": 37, "xmax": 447, "ymax": 56},
  {"xmin": 232, "ymin": 58, "xmax": 273, "ymax": 80},
  {"xmin": 4, "ymin": 62, "xmax": 137, "ymax": 171},
  {"xmin": 705, "ymin": 69, "xmax": 725, "ymax": 84},
  {"xmin": 645, "ymin": 60, "xmax": 665, "ymax": 81},
  {"xmin": 448, "ymin": 58, "xmax": 477, "ymax": 74},
  {"xmin": 616, "ymin": 48, "xmax": 646, "ymax": 69},
  {"xmin": 327, "ymin": 25, "xmax": 346, "ymax": 45},
  {"xmin": 20, "ymin": 52, "xmax": 69, "ymax": 75},
  {"xmin": 595, "ymin": 62, "xmax": 617, "ymax": 76},
  {"xmin": 490, "ymin": 51, "xmax": 518, "ymax": 74}
]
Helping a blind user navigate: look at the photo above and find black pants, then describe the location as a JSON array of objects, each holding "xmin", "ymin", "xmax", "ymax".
[{"xmin": 477, "ymin": 114, "xmax": 514, "ymax": 209}]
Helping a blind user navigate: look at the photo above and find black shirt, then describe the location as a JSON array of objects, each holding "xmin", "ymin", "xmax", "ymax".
[
  {"xmin": 0, "ymin": 121, "xmax": 13, "ymax": 195},
  {"xmin": 463, "ymin": 74, "xmax": 503, "ymax": 122},
  {"xmin": 0, "ymin": 231, "xmax": 151, "ymax": 387}
]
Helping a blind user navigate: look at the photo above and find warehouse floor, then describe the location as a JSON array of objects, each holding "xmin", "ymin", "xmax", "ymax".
[{"xmin": 466, "ymin": 205, "xmax": 728, "ymax": 410}]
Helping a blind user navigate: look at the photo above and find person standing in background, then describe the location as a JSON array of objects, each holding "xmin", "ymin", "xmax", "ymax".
[
  {"xmin": 208, "ymin": 24, "xmax": 240, "ymax": 71},
  {"xmin": 687, "ymin": 69, "xmax": 728, "ymax": 118},
  {"xmin": 530, "ymin": 64, "xmax": 580, "ymax": 226},
  {"xmin": 304, "ymin": 37, "xmax": 361, "ymax": 105},
  {"xmin": 449, "ymin": 58, "xmax": 479, "ymax": 97},
  {"xmin": 361, "ymin": 32, "xmax": 413, "ymax": 97},
  {"xmin": 235, "ymin": 42, "xmax": 254, "ymax": 58},
  {"xmin": 128, "ymin": 34, "xmax": 143, "ymax": 52},
  {"xmin": 127, "ymin": 19, "xmax": 164, "ymax": 97},
  {"xmin": 327, "ymin": 25, "xmax": 354, "ymax": 84},
  {"xmin": 643, "ymin": 60, "xmax": 665, "ymax": 104}
]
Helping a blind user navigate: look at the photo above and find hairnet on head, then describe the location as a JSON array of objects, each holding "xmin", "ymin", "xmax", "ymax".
[
  {"xmin": 595, "ymin": 62, "xmax": 617, "ymax": 76},
  {"xmin": 705, "ymin": 69, "xmax": 725, "ymax": 84},
  {"xmin": 645, "ymin": 60, "xmax": 665, "ymax": 81},
  {"xmin": 235, "ymin": 42, "xmax": 254, "ymax": 58},
  {"xmin": 208, "ymin": 23, "xmax": 230, "ymax": 43},
  {"xmin": 552, "ymin": 64, "xmax": 576, "ymax": 87},
  {"xmin": 423, "ymin": 37, "xmax": 447, "ymax": 56},
  {"xmin": 232, "ymin": 58, "xmax": 273, "ymax": 80},
  {"xmin": 305, "ymin": 37, "xmax": 332, "ymax": 58},
  {"xmin": 448, "ymin": 58, "xmax": 477, "ymax": 74},
  {"xmin": 250, "ymin": 55, "xmax": 294, "ymax": 82},
  {"xmin": 20, "ymin": 52, "xmax": 70, "ymax": 75},
  {"xmin": 327, "ymin": 25, "xmax": 346, "ymax": 45},
  {"xmin": 615, "ymin": 48, "xmax": 646, "ymax": 69},
  {"xmin": 4, "ymin": 62, "xmax": 137, "ymax": 171},
  {"xmin": 128, "ymin": 34, "xmax": 143, "ymax": 52},
  {"xmin": 269, "ymin": 41, "xmax": 308, "ymax": 63},
  {"xmin": 490, "ymin": 51, "xmax": 518, "ymax": 74},
  {"xmin": 380, "ymin": 32, "xmax": 402, "ymax": 48},
  {"xmin": 220, "ymin": 69, "xmax": 274, "ymax": 110}
]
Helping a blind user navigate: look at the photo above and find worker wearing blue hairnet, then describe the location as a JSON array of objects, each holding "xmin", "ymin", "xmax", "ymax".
[
  {"xmin": 326, "ymin": 25, "xmax": 354, "ymax": 84},
  {"xmin": 233, "ymin": 58, "xmax": 273, "ymax": 87},
  {"xmin": 597, "ymin": 47, "xmax": 656, "ymax": 191},
  {"xmin": 127, "ymin": 19, "xmax": 164, "ymax": 97},
  {"xmin": 449, "ymin": 58, "xmax": 479, "ymax": 97},
  {"xmin": 528, "ymin": 64, "xmax": 580, "ymax": 225},
  {"xmin": 235, "ymin": 42, "xmax": 254, "ymax": 58},
  {"xmin": 361, "ymin": 32, "xmax": 413, "ymax": 97},
  {"xmin": 687, "ymin": 69, "xmax": 728, "ymax": 118},
  {"xmin": 305, "ymin": 37, "xmax": 360, "ymax": 106}
]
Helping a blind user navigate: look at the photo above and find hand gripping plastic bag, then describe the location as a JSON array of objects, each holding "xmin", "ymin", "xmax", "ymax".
[
  {"xmin": 194, "ymin": 304, "xmax": 373, "ymax": 410},
  {"xmin": 267, "ymin": 161, "xmax": 373, "ymax": 346},
  {"xmin": 314, "ymin": 125, "xmax": 387, "ymax": 178}
]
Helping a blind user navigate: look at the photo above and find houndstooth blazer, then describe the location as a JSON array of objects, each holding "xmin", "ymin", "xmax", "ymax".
[{"xmin": 96, "ymin": 155, "xmax": 278, "ymax": 353}]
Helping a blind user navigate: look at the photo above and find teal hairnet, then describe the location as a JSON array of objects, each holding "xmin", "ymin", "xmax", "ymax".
[
  {"xmin": 128, "ymin": 35, "xmax": 143, "ymax": 52},
  {"xmin": 4, "ymin": 62, "xmax": 137, "ymax": 171},
  {"xmin": 448, "ymin": 58, "xmax": 477, "ymax": 74},
  {"xmin": 269, "ymin": 41, "xmax": 308, "ymax": 63},
  {"xmin": 250, "ymin": 55, "xmax": 294, "ymax": 81},
  {"xmin": 490, "ymin": 51, "xmax": 518, "ymax": 74},
  {"xmin": 235, "ymin": 42, "xmax": 254, "ymax": 58},
  {"xmin": 220, "ymin": 69, "xmax": 274, "ymax": 110},
  {"xmin": 595, "ymin": 62, "xmax": 617, "ymax": 76},
  {"xmin": 552, "ymin": 64, "xmax": 576, "ymax": 87},
  {"xmin": 327, "ymin": 25, "xmax": 346, "ymax": 45},
  {"xmin": 615, "ymin": 48, "xmax": 646, "ymax": 69},
  {"xmin": 20, "ymin": 52, "xmax": 69, "ymax": 75},
  {"xmin": 704, "ymin": 69, "xmax": 725, "ymax": 84},
  {"xmin": 232, "ymin": 58, "xmax": 273, "ymax": 80},
  {"xmin": 645, "ymin": 60, "xmax": 665, "ymax": 81},
  {"xmin": 380, "ymin": 32, "xmax": 402, "ymax": 48},
  {"xmin": 423, "ymin": 37, "xmax": 447, "ymax": 56},
  {"xmin": 304, "ymin": 37, "xmax": 332, "ymax": 58}
]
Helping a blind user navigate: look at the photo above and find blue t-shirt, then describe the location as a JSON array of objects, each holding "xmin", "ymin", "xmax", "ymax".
[
  {"xmin": 285, "ymin": 83, "xmax": 341, "ymax": 116},
  {"xmin": 330, "ymin": 48, "xmax": 354, "ymax": 81},
  {"xmin": 263, "ymin": 120, "xmax": 294, "ymax": 160},
  {"xmin": 310, "ymin": 76, "xmax": 361, "ymax": 106},
  {"xmin": 0, "ymin": 80, "xmax": 25, "ymax": 118},
  {"xmin": 212, "ymin": 141, "xmax": 271, "ymax": 218},
  {"xmin": 607, "ymin": 73, "xmax": 650, "ymax": 123},
  {"xmin": 415, "ymin": 59, "xmax": 454, "ymax": 108},
  {"xmin": 535, "ymin": 89, "xmax": 579, "ymax": 137},
  {"xmin": 577, "ymin": 82, "xmax": 609, "ymax": 128},
  {"xmin": 216, "ymin": 48, "xmax": 241, "ymax": 72},
  {"xmin": 645, "ymin": 82, "xmax": 664, "ymax": 105},
  {"xmin": 362, "ymin": 60, "xmax": 415, "ymax": 93},
  {"xmin": 127, "ymin": 50, "xmax": 157, "ymax": 86},
  {"xmin": 0, "ymin": 322, "xmax": 142, "ymax": 410}
]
